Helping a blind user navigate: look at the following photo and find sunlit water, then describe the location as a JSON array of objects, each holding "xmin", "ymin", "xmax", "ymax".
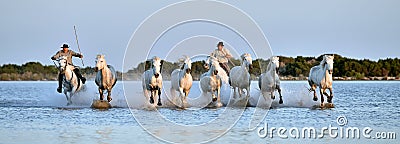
[{"xmin": 0, "ymin": 81, "xmax": 398, "ymax": 143}]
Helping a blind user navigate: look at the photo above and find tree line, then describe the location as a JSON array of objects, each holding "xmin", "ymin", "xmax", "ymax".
[{"xmin": 0, "ymin": 54, "xmax": 399, "ymax": 81}]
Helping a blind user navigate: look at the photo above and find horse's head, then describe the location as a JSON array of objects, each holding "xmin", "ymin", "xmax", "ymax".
[
  {"xmin": 210, "ymin": 64, "xmax": 218, "ymax": 76},
  {"xmin": 94, "ymin": 54, "xmax": 106, "ymax": 72},
  {"xmin": 209, "ymin": 56, "xmax": 220, "ymax": 69},
  {"xmin": 203, "ymin": 56, "xmax": 211, "ymax": 70},
  {"xmin": 324, "ymin": 55, "xmax": 334, "ymax": 74},
  {"xmin": 56, "ymin": 56, "xmax": 68, "ymax": 73},
  {"xmin": 152, "ymin": 56, "xmax": 163, "ymax": 78},
  {"xmin": 179, "ymin": 56, "xmax": 192, "ymax": 74},
  {"xmin": 270, "ymin": 56, "xmax": 280, "ymax": 74},
  {"xmin": 241, "ymin": 53, "xmax": 253, "ymax": 70}
]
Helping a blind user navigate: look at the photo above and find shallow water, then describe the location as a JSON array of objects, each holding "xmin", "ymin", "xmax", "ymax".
[{"xmin": 0, "ymin": 81, "xmax": 398, "ymax": 143}]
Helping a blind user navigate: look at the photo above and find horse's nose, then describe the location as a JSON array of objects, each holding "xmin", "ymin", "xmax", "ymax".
[
  {"xmin": 249, "ymin": 64, "xmax": 253, "ymax": 70},
  {"xmin": 203, "ymin": 64, "xmax": 209, "ymax": 69},
  {"xmin": 329, "ymin": 70, "xmax": 333, "ymax": 74},
  {"xmin": 213, "ymin": 70, "xmax": 218, "ymax": 75},
  {"xmin": 186, "ymin": 68, "xmax": 191, "ymax": 74},
  {"xmin": 154, "ymin": 73, "xmax": 160, "ymax": 78}
]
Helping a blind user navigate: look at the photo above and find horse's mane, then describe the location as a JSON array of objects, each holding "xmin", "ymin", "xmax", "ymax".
[
  {"xmin": 178, "ymin": 55, "xmax": 190, "ymax": 70},
  {"xmin": 266, "ymin": 56, "xmax": 279, "ymax": 71},
  {"xmin": 319, "ymin": 56, "xmax": 327, "ymax": 67}
]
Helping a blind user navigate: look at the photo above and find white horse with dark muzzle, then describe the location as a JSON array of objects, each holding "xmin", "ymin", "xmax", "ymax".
[
  {"xmin": 258, "ymin": 56, "xmax": 283, "ymax": 104},
  {"xmin": 56, "ymin": 56, "xmax": 84, "ymax": 105},
  {"xmin": 229, "ymin": 53, "xmax": 253, "ymax": 99},
  {"xmin": 94, "ymin": 55, "xmax": 117, "ymax": 102},
  {"xmin": 308, "ymin": 55, "xmax": 334, "ymax": 107},
  {"xmin": 200, "ymin": 63, "xmax": 222, "ymax": 107},
  {"xmin": 142, "ymin": 56, "xmax": 163, "ymax": 106},
  {"xmin": 170, "ymin": 56, "xmax": 193, "ymax": 108}
]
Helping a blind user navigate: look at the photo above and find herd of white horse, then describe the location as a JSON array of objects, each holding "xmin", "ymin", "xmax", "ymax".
[
  {"xmin": 142, "ymin": 54, "xmax": 334, "ymax": 109},
  {"xmin": 54, "ymin": 53, "xmax": 334, "ymax": 108}
]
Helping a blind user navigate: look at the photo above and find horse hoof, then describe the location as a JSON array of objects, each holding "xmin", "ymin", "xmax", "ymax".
[
  {"xmin": 149, "ymin": 97, "xmax": 154, "ymax": 104},
  {"xmin": 313, "ymin": 97, "xmax": 318, "ymax": 101},
  {"xmin": 157, "ymin": 102, "xmax": 162, "ymax": 106},
  {"xmin": 320, "ymin": 103, "xmax": 324, "ymax": 108},
  {"xmin": 279, "ymin": 99, "xmax": 283, "ymax": 104},
  {"xmin": 212, "ymin": 95, "xmax": 217, "ymax": 102}
]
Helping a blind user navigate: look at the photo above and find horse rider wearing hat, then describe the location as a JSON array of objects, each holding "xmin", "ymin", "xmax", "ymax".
[
  {"xmin": 51, "ymin": 43, "xmax": 86, "ymax": 93},
  {"xmin": 210, "ymin": 41, "xmax": 232, "ymax": 76}
]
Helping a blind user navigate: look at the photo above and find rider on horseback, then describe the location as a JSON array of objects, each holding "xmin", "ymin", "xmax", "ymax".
[
  {"xmin": 51, "ymin": 43, "xmax": 86, "ymax": 93},
  {"xmin": 210, "ymin": 42, "xmax": 232, "ymax": 76}
]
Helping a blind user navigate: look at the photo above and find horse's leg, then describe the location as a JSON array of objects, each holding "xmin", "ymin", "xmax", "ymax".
[
  {"xmin": 179, "ymin": 87, "xmax": 185, "ymax": 108},
  {"xmin": 157, "ymin": 87, "xmax": 162, "ymax": 106},
  {"xmin": 319, "ymin": 88, "xmax": 325, "ymax": 107},
  {"xmin": 65, "ymin": 92, "xmax": 71, "ymax": 105},
  {"xmin": 99, "ymin": 88, "xmax": 104, "ymax": 100},
  {"xmin": 149, "ymin": 90, "xmax": 154, "ymax": 104},
  {"xmin": 107, "ymin": 88, "xmax": 112, "ymax": 102},
  {"xmin": 271, "ymin": 86, "xmax": 275, "ymax": 100},
  {"xmin": 246, "ymin": 86, "xmax": 250, "ymax": 98},
  {"xmin": 312, "ymin": 85, "xmax": 318, "ymax": 101},
  {"xmin": 217, "ymin": 86, "xmax": 221, "ymax": 106},
  {"xmin": 327, "ymin": 87, "xmax": 333, "ymax": 103},
  {"xmin": 233, "ymin": 87, "xmax": 237, "ymax": 99},
  {"xmin": 277, "ymin": 85, "xmax": 283, "ymax": 104}
]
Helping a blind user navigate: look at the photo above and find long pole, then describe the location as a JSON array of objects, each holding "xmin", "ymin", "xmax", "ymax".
[{"xmin": 73, "ymin": 25, "xmax": 84, "ymax": 66}]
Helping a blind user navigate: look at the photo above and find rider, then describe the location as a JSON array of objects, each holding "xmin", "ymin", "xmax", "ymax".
[
  {"xmin": 210, "ymin": 41, "xmax": 232, "ymax": 76},
  {"xmin": 51, "ymin": 43, "xmax": 86, "ymax": 93}
]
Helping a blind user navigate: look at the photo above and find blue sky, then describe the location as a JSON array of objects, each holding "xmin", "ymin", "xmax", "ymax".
[{"xmin": 0, "ymin": 0, "xmax": 399, "ymax": 72}]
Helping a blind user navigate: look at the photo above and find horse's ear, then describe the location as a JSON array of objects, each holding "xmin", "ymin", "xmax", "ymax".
[
  {"xmin": 160, "ymin": 60, "xmax": 164, "ymax": 71},
  {"xmin": 145, "ymin": 60, "xmax": 151, "ymax": 70}
]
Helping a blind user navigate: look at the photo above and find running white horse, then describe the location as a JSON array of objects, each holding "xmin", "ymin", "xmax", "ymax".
[
  {"xmin": 200, "ymin": 63, "xmax": 222, "ymax": 107},
  {"xmin": 170, "ymin": 56, "xmax": 193, "ymax": 108},
  {"xmin": 142, "ymin": 56, "xmax": 164, "ymax": 106},
  {"xmin": 229, "ymin": 53, "xmax": 253, "ymax": 99},
  {"xmin": 308, "ymin": 55, "xmax": 334, "ymax": 107},
  {"xmin": 56, "ymin": 56, "xmax": 84, "ymax": 105},
  {"xmin": 200, "ymin": 56, "xmax": 230, "ymax": 106},
  {"xmin": 258, "ymin": 56, "xmax": 283, "ymax": 104},
  {"xmin": 94, "ymin": 55, "xmax": 117, "ymax": 102}
]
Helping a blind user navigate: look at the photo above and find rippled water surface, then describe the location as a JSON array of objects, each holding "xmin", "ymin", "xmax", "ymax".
[{"xmin": 0, "ymin": 81, "xmax": 398, "ymax": 143}]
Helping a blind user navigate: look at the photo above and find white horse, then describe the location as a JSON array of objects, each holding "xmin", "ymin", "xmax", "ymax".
[
  {"xmin": 200, "ymin": 56, "xmax": 229, "ymax": 84},
  {"xmin": 308, "ymin": 55, "xmax": 334, "ymax": 107},
  {"xmin": 200, "ymin": 63, "xmax": 222, "ymax": 107},
  {"xmin": 229, "ymin": 53, "xmax": 253, "ymax": 99},
  {"xmin": 94, "ymin": 55, "xmax": 117, "ymax": 102},
  {"xmin": 258, "ymin": 56, "xmax": 283, "ymax": 104},
  {"xmin": 170, "ymin": 56, "xmax": 193, "ymax": 108},
  {"xmin": 56, "ymin": 56, "xmax": 84, "ymax": 105},
  {"xmin": 142, "ymin": 56, "xmax": 163, "ymax": 106}
]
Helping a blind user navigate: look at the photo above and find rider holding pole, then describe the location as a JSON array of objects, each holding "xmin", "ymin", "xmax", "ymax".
[
  {"xmin": 210, "ymin": 41, "xmax": 232, "ymax": 76},
  {"xmin": 51, "ymin": 43, "xmax": 86, "ymax": 93}
]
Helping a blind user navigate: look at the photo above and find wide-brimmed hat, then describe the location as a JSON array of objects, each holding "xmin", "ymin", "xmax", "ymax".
[
  {"xmin": 60, "ymin": 43, "xmax": 69, "ymax": 48},
  {"xmin": 217, "ymin": 42, "xmax": 224, "ymax": 47}
]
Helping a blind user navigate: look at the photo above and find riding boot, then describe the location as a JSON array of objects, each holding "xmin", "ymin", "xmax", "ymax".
[
  {"xmin": 57, "ymin": 73, "xmax": 63, "ymax": 93},
  {"xmin": 73, "ymin": 68, "xmax": 86, "ymax": 84},
  {"xmin": 219, "ymin": 62, "xmax": 230, "ymax": 76}
]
